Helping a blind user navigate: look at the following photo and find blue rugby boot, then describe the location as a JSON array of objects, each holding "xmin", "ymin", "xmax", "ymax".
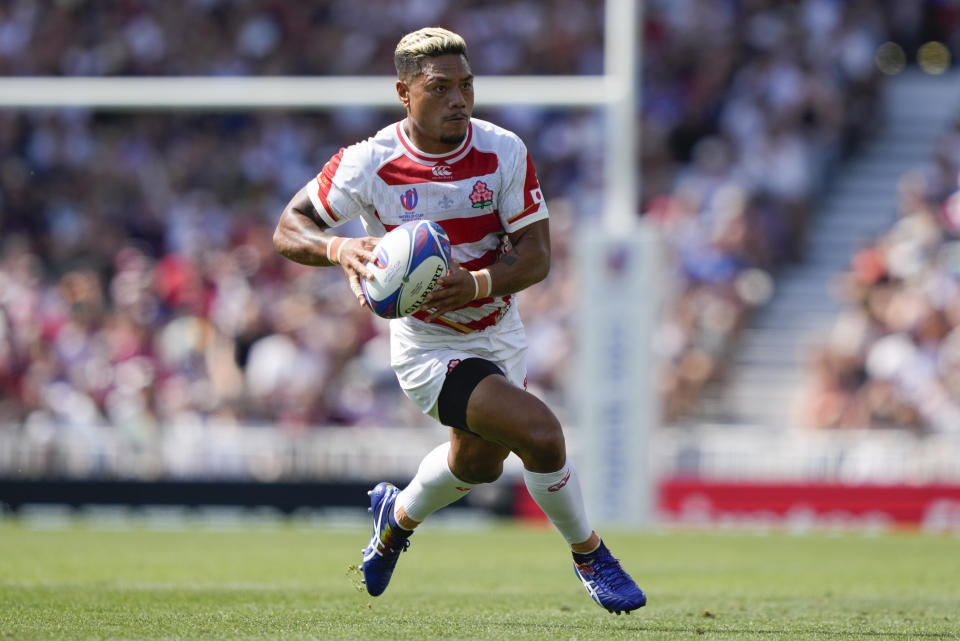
[
  {"xmin": 361, "ymin": 482, "xmax": 411, "ymax": 597},
  {"xmin": 572, "ymin": 541, "xmax": 646, "ymax": 614}
]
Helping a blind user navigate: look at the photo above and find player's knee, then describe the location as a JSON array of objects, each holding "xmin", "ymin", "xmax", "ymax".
[
  {"xmin": 449, "ymin": 436, "xmax": 510, "ymax": 485},
  {"xmin": 517, "ymin": 406, "xmax": 566, "ymax": 469},
  {"xmin": 453, "ymin": 458, "xmax": 504, "ymax": 485}
]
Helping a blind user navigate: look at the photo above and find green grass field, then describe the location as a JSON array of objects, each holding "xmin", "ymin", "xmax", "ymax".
[{"xmin": 1, "ymin": 517, "xmax": 958, "ymax": 640}]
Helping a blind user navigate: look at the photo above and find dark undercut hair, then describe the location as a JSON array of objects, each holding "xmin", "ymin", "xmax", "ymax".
[{"xmin": 394, "ymin": 27, "xmax": 469, "ymax": 80}]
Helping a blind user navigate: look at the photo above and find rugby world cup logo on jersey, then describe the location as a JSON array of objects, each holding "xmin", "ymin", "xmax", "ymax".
[{"xmin": 400, "ymin": 188, "xmax": 419, "ymax": 211}]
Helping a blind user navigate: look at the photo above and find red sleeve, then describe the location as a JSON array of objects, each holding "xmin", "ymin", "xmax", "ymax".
[
  {"xmin": 313, "ymin": 148, "xmax": 345, "ymax": 223},
  {"xmin": 505, "ymin": 151, "xmax": 546, "ymax": 225}
]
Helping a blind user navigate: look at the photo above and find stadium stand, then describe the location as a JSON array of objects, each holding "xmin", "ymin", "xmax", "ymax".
[
  {"xmin": 799, "ymin": 107, "xmax": 960, "ymax": 432},
  {"xmin": 713, "ymin": 68, "xmax": 960, "ymax": 430}
]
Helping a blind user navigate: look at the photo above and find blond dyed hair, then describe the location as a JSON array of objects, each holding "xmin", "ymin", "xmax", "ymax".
[{"xmin": 394, "ymin": 27, "xmax": 469, "ymax": 79}]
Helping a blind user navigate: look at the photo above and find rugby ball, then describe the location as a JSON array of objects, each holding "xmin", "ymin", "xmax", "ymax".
[{"xmin": 361, "ymin": 220, "xmax": 452, "ymax": 318}]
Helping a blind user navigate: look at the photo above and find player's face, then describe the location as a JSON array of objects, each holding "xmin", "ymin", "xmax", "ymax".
[{"xmin": 398, "ymin": 54, "xmax": 474, "ymax": 154}]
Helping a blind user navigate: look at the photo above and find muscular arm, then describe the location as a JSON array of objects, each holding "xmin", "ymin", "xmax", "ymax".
[
  {"xmin": 273, "ymin": 184, "xmax": 378, "ymax": 304},
  {"xmin": 488, "ymin": 218, "xmax": 551, "ymax": 295},
  {"xmin": 273, "ymin": 185, "xmax": 339, "ymax": 266},
  {"xmin": 421, "ymin": 218, "xmax": 551, "ymax": 319}
]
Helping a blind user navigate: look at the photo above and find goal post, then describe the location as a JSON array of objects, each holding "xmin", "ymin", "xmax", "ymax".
[{"xmin": 575, "ymin": 0, "xmax": 658, "ymax": 528}]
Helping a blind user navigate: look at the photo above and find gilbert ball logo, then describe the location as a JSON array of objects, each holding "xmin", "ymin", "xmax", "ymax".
[{"xmin": 400, "ymin": 188, "xmax": 418, "ymax": 211}]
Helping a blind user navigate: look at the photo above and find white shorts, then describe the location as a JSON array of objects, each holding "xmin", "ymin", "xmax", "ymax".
[{"xmin": 389, "ymin": 305, "xmax": 528, "ymax": 422}]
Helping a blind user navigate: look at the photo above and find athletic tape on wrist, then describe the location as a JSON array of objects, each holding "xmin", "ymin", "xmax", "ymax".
[{"xmin": 336, "ymin": 238, "xmax": 347, "ymax": 265}]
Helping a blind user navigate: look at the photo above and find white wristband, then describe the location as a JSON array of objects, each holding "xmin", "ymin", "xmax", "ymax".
[
  {"xmin": 481, "ymin": 268, "xmax": 492, "ymax": 298},
  {"xmin": 326, "ymin": 237, "xmax": 346, "ymax": 264},
  {"xmin": 469, "ymin": 271, "xmax": 480, "ymax": 300},
  {"xmin": 470, "ymin": 268, "xmax": 492, "ymax": 299}
]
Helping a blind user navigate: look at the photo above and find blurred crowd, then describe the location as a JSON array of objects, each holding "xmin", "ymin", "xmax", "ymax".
[
  {"xmin": 0, "ymin": 0, "xmax": 953, "ymax": 446},
  {"xmin": 642, "ymin": 0, "xmax": 891, "ymax": 420},
  {"xmin": 0, "ymin": 0, "xmax": 604, "ymax": 76},
  {"xmin": 0, "ymin": 111, "xmax": 440, "ymax": 435},
  {"xmin": 802, "ymin": 115, "xmax": 960, "ymax": 432}
]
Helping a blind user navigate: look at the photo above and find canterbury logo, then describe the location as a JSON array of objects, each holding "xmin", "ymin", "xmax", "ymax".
[
  {"xmin": 547, "ymin": 470, "xmax": 571, "ymax": 492},
  {"xmin": 432, "ymin": 164, "xmax": 452, "ymax": 177}
]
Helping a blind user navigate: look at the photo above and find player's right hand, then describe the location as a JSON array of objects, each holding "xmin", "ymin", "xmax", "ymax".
[{"xmin": 419, "ymin": 261, "xmax": 476, "ymax": 321}]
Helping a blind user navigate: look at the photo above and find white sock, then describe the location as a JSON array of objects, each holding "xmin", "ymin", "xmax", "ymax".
[
  {"xmin": 522, "ymin": 462, "xmax": 592, "ymax": 545},
  {"xmin": 396, "ymin": 442, "xmax": 476, "ymax": 523}
]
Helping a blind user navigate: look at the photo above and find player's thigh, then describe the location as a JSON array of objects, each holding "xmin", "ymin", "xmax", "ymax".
[
  {"xmin": 465, "ymin": 373, "xmax": 563, "ymax": 450},
  {"xmin": 433, "ymin": 357, "xmax": 563, "ymax": 469}
]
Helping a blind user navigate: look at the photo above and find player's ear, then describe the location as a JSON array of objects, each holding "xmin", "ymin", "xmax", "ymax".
[{"xmin": 396, "ymin": 80, "xmax": 410, "ymax": 109}]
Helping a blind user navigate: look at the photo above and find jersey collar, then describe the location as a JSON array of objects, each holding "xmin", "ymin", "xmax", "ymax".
[{"xmin": 395, "ymin": 120, "xmax": 473, "ymax": 165}]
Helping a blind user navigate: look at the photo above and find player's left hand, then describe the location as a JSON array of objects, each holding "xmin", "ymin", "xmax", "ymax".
[
  {"xmin": 338, "ymin": 236, "xmax": 378, "ymax": 308},
  {"xmin": 419, "ymin": 262, "xmax": 476, "ymax": 322}
]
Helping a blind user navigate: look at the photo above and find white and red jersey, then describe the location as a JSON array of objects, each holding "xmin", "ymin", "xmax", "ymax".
[{"xmin": 307, "ymin": 117, "xmax": 549, "ymax": 337}]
